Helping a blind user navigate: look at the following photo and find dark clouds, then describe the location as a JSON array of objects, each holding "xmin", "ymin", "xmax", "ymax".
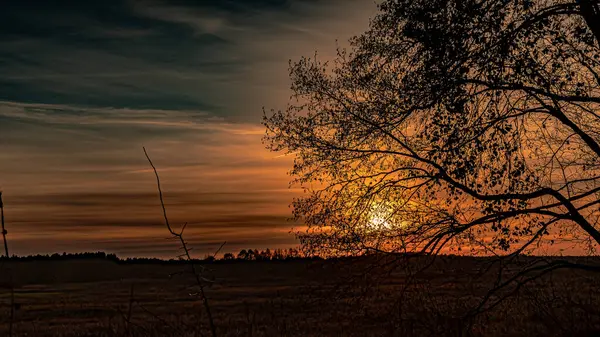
[
  {"xmin": 0, "ymin": 0, "xmax": 377, "ymax": 257},
  {"xmin": 0, "ymin": 0, "xmax": 377, "ymax": 118}
]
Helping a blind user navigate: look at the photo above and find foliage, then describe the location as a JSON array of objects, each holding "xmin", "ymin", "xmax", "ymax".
[{"xmin": 264, "ymin": 0, "xmax": 600, "ymax": 257}]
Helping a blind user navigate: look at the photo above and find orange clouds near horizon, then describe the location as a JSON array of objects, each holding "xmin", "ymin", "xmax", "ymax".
[{"xmin": 0, "ymin": 101, "xmax": 305, "ymax": 258}]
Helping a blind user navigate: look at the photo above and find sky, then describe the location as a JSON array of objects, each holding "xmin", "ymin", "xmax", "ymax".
[{"xmin": 0, "ymin": 0, "xmax": 379, "ymax": 258}]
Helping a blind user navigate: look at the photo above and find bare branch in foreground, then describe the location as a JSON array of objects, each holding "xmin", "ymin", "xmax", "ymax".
[{"xmin": 143, "ymin": 147, "xmax": 218, "ymax": 337}]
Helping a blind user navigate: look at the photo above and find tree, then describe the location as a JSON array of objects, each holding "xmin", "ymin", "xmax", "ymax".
[
  {"xmin": 272, "ymin": 249, "xmax": 285, "ymax": 260},
  {"xmin": 237, "ymin": 249, "xmax": 249, "ymax": 260},
  {"xmin": 264, "ymin": 0, "xmax": 600, "ymax": 265}
]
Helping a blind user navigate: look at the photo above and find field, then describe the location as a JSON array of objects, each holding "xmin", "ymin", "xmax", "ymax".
[{"xmin": 1, "ymin": 256, "xmax": 599, "ymax": 337}]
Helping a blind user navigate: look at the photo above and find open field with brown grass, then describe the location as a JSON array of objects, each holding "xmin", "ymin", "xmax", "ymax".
[{"xmin": 1, "ymin": 256, "xmax": 599, "ymax": 337}]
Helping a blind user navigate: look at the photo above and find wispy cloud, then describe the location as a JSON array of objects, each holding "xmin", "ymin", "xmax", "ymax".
[{"xmin": 0, "ymin": 100, "xmax": 268, "ymax": 134}]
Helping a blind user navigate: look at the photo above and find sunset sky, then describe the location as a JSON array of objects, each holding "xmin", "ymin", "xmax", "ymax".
[{"xmin": 0, "ymin": 0, "xmax": 378, "ymax": 258}]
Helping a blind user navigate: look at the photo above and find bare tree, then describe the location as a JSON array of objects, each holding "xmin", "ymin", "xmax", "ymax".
[{"xmin": 264, "ymin": 0, "xmax": 600, "ymax": 285}]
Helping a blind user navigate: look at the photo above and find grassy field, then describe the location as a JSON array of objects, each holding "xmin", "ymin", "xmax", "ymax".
[{"xmin": 0, "ymin": 256, "xmax": 599, "ymax": 336}]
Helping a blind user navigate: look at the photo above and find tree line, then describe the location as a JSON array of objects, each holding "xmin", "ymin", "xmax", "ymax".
[{"xmin": 0, "ymin": 248, "xmax": 319, "ymax": 263}]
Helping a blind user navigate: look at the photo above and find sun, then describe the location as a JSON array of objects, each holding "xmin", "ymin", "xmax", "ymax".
[
  {"xmin": 366, "ymin": 202, "xmax": 394, "ymax": 231},
  {"xmin": 364, "ymin": 201, "xmax": 413, "ymax": 232}
]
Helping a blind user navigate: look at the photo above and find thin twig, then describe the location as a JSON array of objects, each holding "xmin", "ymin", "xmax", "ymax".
[
  {"xmin": 1, "ymin": 192, "xmax": 8, "ymax": 258},
  {"xmin": 1, "ymin": 192, "xmax": 14, "ymax": 337},
  {"xmin": 213, "ymin": 241, "xmax": 227, "ymax": 259},
  {"xmin": 143, "ymin": 147, "xmax": 218, "ymax": 337}
]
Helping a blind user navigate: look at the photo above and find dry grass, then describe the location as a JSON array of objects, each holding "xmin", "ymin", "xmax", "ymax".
[{"xmin": 0, "ymin": 256, "xmax": 599, "ymax": 336}]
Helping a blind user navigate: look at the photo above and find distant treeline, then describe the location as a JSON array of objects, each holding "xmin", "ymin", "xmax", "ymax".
[
  {"xmin": 0, "ymin": 248, "xmax": 322, "ymax": 264},
  {"xmin": 2, "ymin": 251, "xmax": 597, "ymax": 264}
]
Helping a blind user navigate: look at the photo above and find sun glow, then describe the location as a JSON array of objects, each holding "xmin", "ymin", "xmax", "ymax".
[
  {"xmin": 364, "ymin": 200, "xmax": 415, "ymax": 233},
  {"xmin": 366, "ymin": 202, "xmax": 394, "ymax": 231}
]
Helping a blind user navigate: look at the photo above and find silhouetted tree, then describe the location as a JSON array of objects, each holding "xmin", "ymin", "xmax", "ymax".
[
  {"xmin": 237, "ymin": 249, "xmax": 249, "ymax": 260},
  {"xmin": 264, "ymin": 248, "xmax": 272, "ymax": 260},
  {"xmin": 247, "ymin": 249, "xmax": 257, "ymax": 261},
  {"xmin": 223, "ymin": 253, "xmax": 234, "ymax": 260},
  {"xmin": 264, "ymin": 0, "xmax": 600, "ymax": 296},
  {"xmin": 272, "ymin": 249, "xmax": 285, "ymax": 260}
]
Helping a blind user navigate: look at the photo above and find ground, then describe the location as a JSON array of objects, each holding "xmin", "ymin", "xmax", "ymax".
[{"xmin": 0, "ymin": 256, "xmax": 599, "ymax": 336}]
